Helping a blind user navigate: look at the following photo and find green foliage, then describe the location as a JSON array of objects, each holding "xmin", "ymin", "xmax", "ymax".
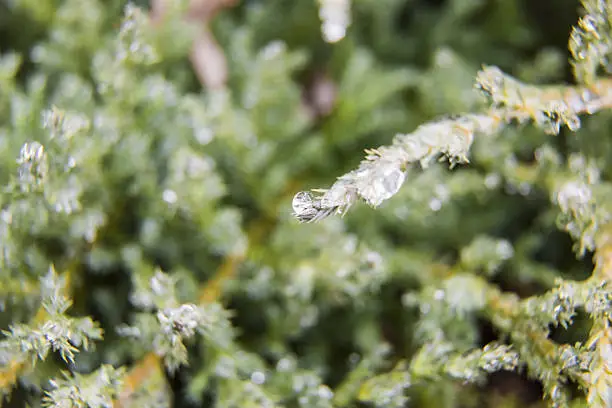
[
  {"xmin": 1, "ymin": 268, "xmax": 103, "ymax": 367},
  {"xmin": 1, "ymin": 0, "xmax": 612, "ymax": 407},
  {"xmin": 42, "ymin": 364, "xmax": 124, "ymax": 408}
]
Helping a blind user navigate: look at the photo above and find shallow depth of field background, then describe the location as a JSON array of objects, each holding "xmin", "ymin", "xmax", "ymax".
[{"xmin": 1, "ymin": 0, "xmax": 607, "ymax": 407}]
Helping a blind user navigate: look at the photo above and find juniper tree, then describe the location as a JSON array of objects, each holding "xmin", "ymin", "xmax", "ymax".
[{"xmin": 0, "ymin": 0, "xmax": 611, "ymax": 408}]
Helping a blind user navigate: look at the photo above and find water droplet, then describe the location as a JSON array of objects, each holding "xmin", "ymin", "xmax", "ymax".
[
  {"xmin": 214, "ymin": 355, "xmax": 235, "ymax": 378},
  {"xmin": 185, "ymin": 156, "xmax": 214, "ymax": 177},
  {"xmin": 66, "ymin": 156, "xmax": 77, "ymax": 169},
  {"xmin": 251, "ymin": 371, "xmax": 266, "ymax": 385},
  {"xmin": 299, "ymin": 307, "xmax": 318, "ymax": 329},
  {"xmin": 1, "ymin": 210, "xmax": 12, "ymax": 224},
  {"xmin": 195, "ymin": 127, "xmax": 213, "ymax": 145},
  {"xmin": 262, "ymin": 41, "xmax": 286, "ymax": 60},
  {"xmin": 518, "ymin": 182, "xmax": 532, "ymax": 196},
  {"xmin": 292, "ymin": 191, "xmax": 318, "ymax": 221},
  {"xmin": 434, "ymin": 289, "xmax": 445, "ymax": 300},
  {"xmin": 162, "ymin": 189, "xmax": 177, "ymax": 204},
  {"xmin": 365, "ymin": 251, "xmax": 383, "ymax": 268},
  {"xmin": 484, "ymin": 173, "xmax": 501, "ymax": 189},
  {"xmin": 336, "ymin": 267, "xmax": 349, "ymax": 278},
  {"xmin": 496, "ymin": 240, "xmax": 514, "ymax": 260},
  {"xmin": 342, "ymin": 236, "xmax": 357, "ymax": 253},
  {"xmin": 434, "ymin": 184, "xmax": 450, "ymax": 201},
  {"xmin": 276, "ymin": 357, "xmax": 294, "ymax": 372},
  {"xmin": 429, "ymin": 198, "xmax": 442, "ymax": 212},
  {"xmin": 317, "ymin": 385, "xmax": 334, "ymax": 400},
  {"xmin": 322, "ymin": 23, "xmax": 346, "ymax": 43}
]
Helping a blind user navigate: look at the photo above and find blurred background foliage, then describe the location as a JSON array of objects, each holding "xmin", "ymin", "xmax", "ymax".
[{"xmin": 0, "ymin": 0, "xmax": 610, "ymax": 407}]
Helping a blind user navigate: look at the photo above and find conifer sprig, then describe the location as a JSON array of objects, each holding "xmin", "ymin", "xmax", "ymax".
[
  {"xmin": 293, "ymin": 0, "xmax": 612, "ymax": 225},
  {"xmin": 292, "ymin": 71, "xmax": 612, "ymax": 223},
  {"xmin": 587, "ymin": 225, "xmax": 612, "ymax": 407},
  {"xmin": 292, "ymin": 1, "xmax": 612, "ymax": 405}
]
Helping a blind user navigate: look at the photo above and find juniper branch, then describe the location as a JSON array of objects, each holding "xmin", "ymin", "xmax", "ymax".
[
  {"xmin": 292, "ymin": 68, "xmax": 612, "ymax": 223},
  {"xmin": 0, "ymin": 267, "xmax": 103, "ymax": 395},
  {"xmin": 587, "ymin": 224, "xmax": 612, "ymax": 407},
  {"xmin": 570, "ymin": 0, "xmax": 612, "ymax": 85},
  {"xmin": 404, "ymin": 263, "xmax": 598, "ymax": 406},
  {"xmin": 42, "ymin": 364, "xmax": 124, "ymax": 408}
]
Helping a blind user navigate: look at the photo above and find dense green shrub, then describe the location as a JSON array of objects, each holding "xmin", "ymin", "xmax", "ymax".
[{"xmin": 0, "ymin": 0, "xmax": 611, "ymax": 407}]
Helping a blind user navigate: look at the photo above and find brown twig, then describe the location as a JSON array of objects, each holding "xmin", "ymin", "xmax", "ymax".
[
  {"xmin": 150, "ymin": 0, "xmax": 239, "ymax": 90},
  {"xmin": 586, "ymin": 224, "xmax": 612, "ymax": 408},
  {"xmin": 113, "ymin": 352, "xmax": 168, "ymax": 408}
]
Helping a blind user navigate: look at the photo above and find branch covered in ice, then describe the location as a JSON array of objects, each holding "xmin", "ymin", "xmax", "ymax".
[
  {"xmin": 293, "ymin": 64, "xmax": 612, "ymax": 223},
  {"xmin": 292, "ymin": 113, "xmax": 500, "ymax": 222}
]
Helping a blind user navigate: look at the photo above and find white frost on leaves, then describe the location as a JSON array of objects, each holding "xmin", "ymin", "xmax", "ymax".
[
  {"xmin": 496, "ymin": 240, "xmax": 514, "ymax": 261},
  {"xmin": 555, "ymin": 180, "xmax": 593, "ymax": 215},
  {"xmin": 292, "ymin": 113, "xmax": 495, "ymax": 222}
]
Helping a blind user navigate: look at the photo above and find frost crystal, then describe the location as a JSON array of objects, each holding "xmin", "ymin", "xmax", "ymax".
[
  {"xmin": 17, "ymin": 141, "xmax": 48, "ymax": 192},
  {"xmin": 157, "ymin": 304, "xmax": 202, "ymax": 338},
  {"xmin": 555, "ymin": 180, "xmax": 593, "ymax": 214},
  {"xmin": 250, "ymin": 371, "xmax": 266, "ymax": 385},
  {"xmin": 355, "ymin": 164, "xmax": 406, "ymax": 207},
  {"xmin": 42, "ymin": 365, "xmax": 124, "ymax": 408}
]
